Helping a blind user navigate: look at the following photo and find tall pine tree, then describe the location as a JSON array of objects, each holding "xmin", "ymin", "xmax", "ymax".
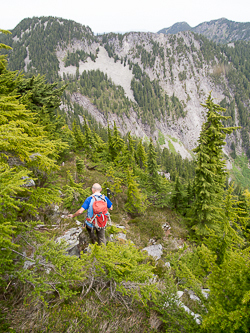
[
  {"xmin": 147, "ymin": 138, "xmax": 160, "ymax": 191},
  {"xmin": 136, "ymin": 139, "xmax": 147, "ymax": 170},
  {"xmin": 191, "ymin": 94, "xmax": 238, "ymax": 235}
]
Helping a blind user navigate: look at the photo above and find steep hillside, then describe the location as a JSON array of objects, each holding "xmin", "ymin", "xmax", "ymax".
[
  {"xmin": 158, "ymin": 18, "xmax": 250, "ymax": 43},
  {"xmin": 1, "ymin": 16, "xmax": 250, "ymax": 163}
]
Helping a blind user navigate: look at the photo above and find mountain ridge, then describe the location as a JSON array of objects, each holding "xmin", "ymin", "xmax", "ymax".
[{"xmin": 158, "ymin": 17, "xmax": 250, "ymax": 43}]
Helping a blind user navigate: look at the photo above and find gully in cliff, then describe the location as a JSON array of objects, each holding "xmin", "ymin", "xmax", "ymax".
[{"xmin": 68, "ymin": 183, "xmax": 113, "ymax": 245}]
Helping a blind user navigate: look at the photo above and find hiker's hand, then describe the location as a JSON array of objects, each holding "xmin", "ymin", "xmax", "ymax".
[
  {"xmin": 68, "ymin": 214, "xmax": 73, "ymax": 218},
  {"xmin": 110, "ymin": 206, "xmax": 113, "ymax": 211}
]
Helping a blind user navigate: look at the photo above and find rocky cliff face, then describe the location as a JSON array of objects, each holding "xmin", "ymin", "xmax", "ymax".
[{"xmin": 57, "ymin": 30, "xmax": 237, "ymax": 158}]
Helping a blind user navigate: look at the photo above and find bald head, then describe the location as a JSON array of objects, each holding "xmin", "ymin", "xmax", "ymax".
[{"xmin": 92, "ymin": 183, "xmax": 102, "ymax": 193}]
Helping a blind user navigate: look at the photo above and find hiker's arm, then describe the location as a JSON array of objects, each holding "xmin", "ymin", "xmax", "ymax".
[
  {"xmin": 106, "ymin": 197, "xmax": 113, "ymax": 211},
  {"xmin": 68, "ymin": 207, "xmax": 84, "ymax": 218}
]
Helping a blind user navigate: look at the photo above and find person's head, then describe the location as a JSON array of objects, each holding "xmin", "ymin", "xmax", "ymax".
[{"xmin": 92, "ymin": 183, "xmax": 102, "ymax": 193}]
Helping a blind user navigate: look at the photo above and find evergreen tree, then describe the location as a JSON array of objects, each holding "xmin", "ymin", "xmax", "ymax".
[
  {"xmin": 83, "ymin": 116, "xmax": 97, "ymax": 160},
  {"xmin": 16, "ymin": 75, "xmax": 66, "ymax": 137},
  {"xmin": 125, "ymin": 170, "xmax": 148, "ymax": 215},
  {"xmin": 112, "ymin": 122, "xmax": 125, "ymax": 159},
  {"xmin": 127, "ymin": 132, "xmax": 136, "ymax": 169},
  {"xmin": 147, "ymin": 138, "xmax": 160, "ymax": 190},
  {"xmin": 115, "ymin": 144, "xmax": 133, "ymax": 170},
  {"xmin": 136, "ymin": 139, "xmax": 147, "ymax": 170},
  {"xmin": 0, "ymin": 46, "xmax": 66, "ymax": 284},
  {"xmin": 76, "ymin": 157, "xmax": 85, "ymax": 180},
  {"xmin": 171, "ymin": 175, "xmax": 185, "ymax": 211},
  {"xmin": 107, "ymin": 124, "xmax": 115, "ymax": 161},
  {"xmin": 191, "ymin": 94, "xmax": 238, "ymax": 235},
  {"xmin": 72, "ymin": 120, "xmax": 84, "ymax": 151},
  {"xmin": 186, "ymin": 180, "xmax": 194, "ymax": 207}
]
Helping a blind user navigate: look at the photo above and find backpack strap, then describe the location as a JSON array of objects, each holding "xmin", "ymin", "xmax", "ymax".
[{"xmin": 92, "ymin": 194, "xmax": 106, "ymax": 201}]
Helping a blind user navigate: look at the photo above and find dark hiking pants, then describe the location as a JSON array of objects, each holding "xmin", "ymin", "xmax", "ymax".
[{"xmin": 86, "ymin": 225, "xmax": 106, "ymax": 245}]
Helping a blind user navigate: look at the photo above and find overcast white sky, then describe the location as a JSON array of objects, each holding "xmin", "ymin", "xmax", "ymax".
[{"xmin": 2, "ymin": 0, "xmax": 250, "ymax": 34}]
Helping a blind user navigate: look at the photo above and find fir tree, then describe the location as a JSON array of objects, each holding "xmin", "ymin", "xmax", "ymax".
[
  {"xmin": 0, "ymin": 49, "xmax": 66, "ymax": 285},
  {"xmin": 72, "ymin": 120, "xmax": 85, "ymax": 151},
  {"xmin": 115, "ymin": 144, "xmax": 133, "ymax": 170},
  {"xmin": 125, "ymin": 170, "xmax": 148, "ymax": 215},
  {"xmin": 171, "ymin": 175, "xmax": 185, "ymax": 211},
  {"xmin": 83, "ymin": 116, "xmax": 97, "ymax": 160},
  {"xmin": 136, "ymin": 139, "xmax": 147, "ymax": 170},
  {"xmin": 112, "ymin": 122, "xmax": 125, "ymax": 160},
  {"xmin": 191, "ymin": 94, "xmax": 239, "ymax": 234},
  {"xmin": 126, "ymin": 132, "xmax": 136, "ymax": 171},
  {"xmin": 107, "ymin": 124, "xmax": 115, "ymax": 161},
  {"xmin": 147, "ymin": 138, "xmax": 160, "ymax": 191},
  {"xmin": 186, "ymin": 180, "xmax": 194, "ymax": 207}
]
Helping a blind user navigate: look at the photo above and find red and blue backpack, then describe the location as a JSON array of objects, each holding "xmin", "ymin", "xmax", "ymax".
[{"xmin": 86, "ymin": 195, "xmax": 109, "ymax": 229}]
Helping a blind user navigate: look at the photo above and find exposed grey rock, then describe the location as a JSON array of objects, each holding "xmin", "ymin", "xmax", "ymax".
[
  {"xmin": 158, "ymin": 171, "xmax": 171, "ymax": 180},
  {"xmin": 66, "ymin": 240, "xmax": 80, "ymax": 257},
  {"xmin": 166, "ymin": 291, "xmax": 201, "ymax": 325},
  {"xmin": 109, "ymin": 234, "xmax": 114, "ymax": 242},
  {"xmin": 177, "ymin": 291, "xmax": 184, "ymax": 298},
  {"xmin": 56, "ymin": 227, "xmax": 84, "ymax": 257},
  {"xmin": 201, "ymin": 289, "xmax": 210, "ymax": 299},
  {"xmin": 108, "ymin": 232, "xmax": 127, "ymax": 242},
  {"xmin": 23, "ymin": 260, "xmax": 35, "ymax": 270},
  {"xmin": 117, "ymin": 233, "xmax": 126, "ymax": 241},
  {"xmin": 35, "ymin": 224, "xmax": 46, "ymax": 228},
  {"xmin": 180, "ymin": 304, "xmax": 201, "ymax": 325},
  {"xmin": 164, "ymin": 262, "xmax": 171, "ymax": 268},
  {"xmin": 29, "ymin": 153, "xmax": 42, "ymax": 160},
  {"xmin": 21, "ymin": 176, "xmax": 35, "ymax": 187},
  {"xmin": 116, "ymin": 225, "xmax": 126, "ymax": 229},
  {"xmin": 188, "ymin": 290, "xmax": 200, "ymax": 301},
  {"xmin": 78, "ymin": 231, "xmax": 89, "ymax": 252},
  {"xmin": 165, "ymin": 237, "xmax": 183, "ymax": 251},
  {"xmin": 53, "ymin": 205, "xmax": 59, "ymax": 212},
  {"xmin": 142, "ymin": 244, "xmax": 163, "ymax": 260}
]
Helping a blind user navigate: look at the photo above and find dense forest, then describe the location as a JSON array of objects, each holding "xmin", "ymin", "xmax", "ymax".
[{"xmin": 1, "ymin": 27, "xmax": 250, "ymax": 332}]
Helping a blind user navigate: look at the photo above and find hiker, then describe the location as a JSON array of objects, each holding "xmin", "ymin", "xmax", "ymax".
[{"xmin": 68, "ymin": 183, "xmax": 113, "ymax": 245}]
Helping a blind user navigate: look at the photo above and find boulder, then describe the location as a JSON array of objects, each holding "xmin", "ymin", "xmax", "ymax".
[
  {"xmin": 56, "ymin": 226, "xmax": 86, "ymax": 257},
  {"xmin": 142, "ymin": 244, "xmax": 163, "ymax": 260}
]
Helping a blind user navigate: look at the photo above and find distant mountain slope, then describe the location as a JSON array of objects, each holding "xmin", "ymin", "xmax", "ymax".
[
  {"xmin": 158, "ymin": 18, "xmax": 250, "ymax": 43},
  {"xmin": 1, "ymin": 16, "xmax": 250, "ymax": 162},
  {"xmin": 0, "ymin": 16, "xmax": 95, "ymax": 81},
  {"xmin": 158, "ymin": 22, "xmax": 191, "ymax": 35},
  {"xmin": 194, "ymin": 18, "xmax": 250, "ymax": 43}
]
